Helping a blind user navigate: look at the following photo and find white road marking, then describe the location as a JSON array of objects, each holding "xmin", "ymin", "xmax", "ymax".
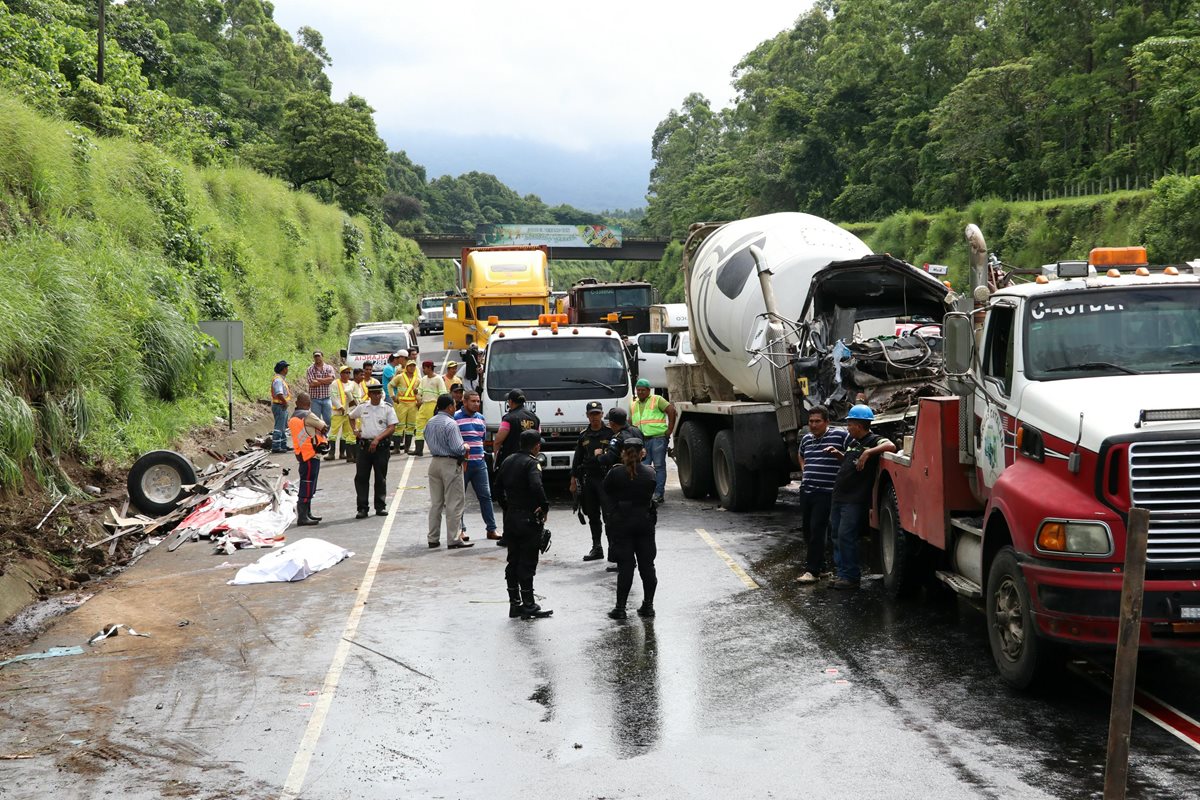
[
  {"xmin": 280, "ymin": 455, "xmax": 416, "ymax": 799},
  {"xmin": 695, "ymin": 528, "xmax": 760, "ymax": 590}
]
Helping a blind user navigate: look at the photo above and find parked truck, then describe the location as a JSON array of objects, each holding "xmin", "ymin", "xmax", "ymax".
[
  {"xmin": 442, "ymin": 245, "xmax": 552, "ymax": 351},
  {"xmin": 667, "ymin": 212, "xmax": 949, "ymax": 510}
]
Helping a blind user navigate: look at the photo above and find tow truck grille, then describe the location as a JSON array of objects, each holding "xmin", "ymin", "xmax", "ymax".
[{"xmin": 1129, "ymin": 440, "xmax": 1200, "ymax": 566}]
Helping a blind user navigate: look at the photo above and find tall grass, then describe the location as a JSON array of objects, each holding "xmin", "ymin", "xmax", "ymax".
[{"xmin": 0, "ymin": 91, "xmax": 434, "ymax": 490}]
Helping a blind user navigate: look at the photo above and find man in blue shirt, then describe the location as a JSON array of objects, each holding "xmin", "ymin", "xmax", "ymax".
[
  {"xmin": 455, "ymin": 390, "xmax": 498, "ymax": 541},
  {"xmin": 795, "ymin": 405, "xmax": 849, "ymax": 584}
]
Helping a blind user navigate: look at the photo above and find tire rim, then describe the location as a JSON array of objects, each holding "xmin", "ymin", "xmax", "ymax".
[
  {"xmin": 992, "ymin": 576, "xmax": 1025, "ymax": 662},
  {"xmin": 141, "ymin": 463, "xmax": 182, "ymax": 504},
  {"xmin": 881, "ymin": 505, "xmax": 897, "ymax": 574},
  {"xmin": 714, "ymin": 446, "xmax": 731, "ymax": 498}
]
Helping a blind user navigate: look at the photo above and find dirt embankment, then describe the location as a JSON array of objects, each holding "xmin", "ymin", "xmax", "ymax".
[{"xmin": 0, "ymin": 400, "xmax": 277, "ymax": 640}]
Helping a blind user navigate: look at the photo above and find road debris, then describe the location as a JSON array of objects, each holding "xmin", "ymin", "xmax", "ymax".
[
  {"xmin": 0, "ymin": 646, "xmax": 85, "ymax": 669},
  {"xmin": 227, "ymin": 538, "xmax": 354, "ymax": 585},
  {"xmin": 87, "ymin": 624, "xmax": 152, "ymax": 646},
  {"xmin": 35, "ymin": 495, "xmax": 67, "ymax": 530}
]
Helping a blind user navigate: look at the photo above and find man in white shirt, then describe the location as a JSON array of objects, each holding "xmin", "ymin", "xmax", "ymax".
[{"xmin": 349, "ymin": 380, "xmax": 399, "ymax": 518}]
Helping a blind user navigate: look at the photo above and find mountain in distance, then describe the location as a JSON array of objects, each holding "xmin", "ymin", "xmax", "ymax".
[{"xmin": 385, "ymin": 130, "xmax": 651, "ymax": 213}]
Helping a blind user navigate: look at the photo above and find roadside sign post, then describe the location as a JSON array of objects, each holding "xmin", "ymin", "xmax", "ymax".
[
  {"xmin": 198, "ymin": 320, "xmax": 245, "ymax": 432},
  {"xmin": 1103, "ymin": 506, "xmax": 1150, "ymax": 800}
]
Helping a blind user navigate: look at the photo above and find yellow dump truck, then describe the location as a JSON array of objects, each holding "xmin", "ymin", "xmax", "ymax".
[{"xmin": 442, "ymin": 245, "xmax": 552, "ymax": 351}]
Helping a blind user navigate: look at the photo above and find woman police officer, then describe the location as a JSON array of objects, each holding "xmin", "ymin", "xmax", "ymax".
[{"xmin": 602, "ymin": 437, "xmax": 658, "ymax": 620}]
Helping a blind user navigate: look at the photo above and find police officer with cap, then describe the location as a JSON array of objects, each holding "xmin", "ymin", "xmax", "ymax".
[
  {"xmin": 349, "ymin": 379, "xmax": 398, "ymax": 519},
  {"xmin": 603, "ymin": 436, "xmax": 658, "ymax": 619},
  {"xmin": 571, "ymin": 400, "xmax": 609, "ymax": 562},
  {"xmin": 493, "ymin": 388, "xmax": 540, "ymax": 469},
  {"xmin": 493, "ymin": 429, "xmax": 552, "ymax": 619}
]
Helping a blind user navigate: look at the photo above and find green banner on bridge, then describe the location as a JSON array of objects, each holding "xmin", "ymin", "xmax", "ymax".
[{"xmin": 476, "ymin": 224, "xmax": 622, "ymax": 248}]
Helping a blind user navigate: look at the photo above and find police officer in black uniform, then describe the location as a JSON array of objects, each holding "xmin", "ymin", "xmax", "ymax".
[
  {"xmin": 492, "ymin": 389, "xmax": 541, "ymax": 469},
  {"xmin": 594, "ymin": 407, "xmax": 644, "ymax": 571},
  {"xmin": 603, "ymin": 437, "xmax": 659, "ymax": 620},
  {"xmin": 493, "ymin": 429, "xmax": 553, "ymax": 620},
  {"xmin": 571, "ymin": 401, "xmax": 609, "ymax": 562}
]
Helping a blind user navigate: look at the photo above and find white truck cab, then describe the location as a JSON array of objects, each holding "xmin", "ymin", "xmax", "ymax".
[
  {"xmin": 633, "ymin": 331, "xmax": 695, "ymax": 393},
  {"xmin": 480, "ymin": 317, "xmax": 634, "ymax": 472}
]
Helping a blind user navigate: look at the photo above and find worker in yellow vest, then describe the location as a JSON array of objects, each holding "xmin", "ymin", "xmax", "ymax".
[
  {"xmin": 630, "ymin": 378, "xmax": 677, "ymax": 504},
  {"xmin": 329, "ymin": 364, "xmax": 361, "ymax": 463},
  {"xmin": 288, "ymin": 392, "xmax": 329, "ymax": 526},
  {"xmin": 389, "ymin": 360, "xmax": 420, "ymax": 453},
  {"xmin": 271, "ymin": 360, "xmax": 291, "ymax": 453},
  {"xmin": 413, "ymin": 359, "xmax": 448, "ymax": 457}
]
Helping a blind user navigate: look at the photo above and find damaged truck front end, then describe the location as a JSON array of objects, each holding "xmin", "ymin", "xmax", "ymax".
[{"xmin": 795, "ymin": 254, "xmax": 953, "ymax": 438}]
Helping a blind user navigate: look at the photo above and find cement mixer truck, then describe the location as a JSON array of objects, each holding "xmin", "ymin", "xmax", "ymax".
[{"xmin": 667, "ymin": 212, "xmax": 951, "ymax": 510}]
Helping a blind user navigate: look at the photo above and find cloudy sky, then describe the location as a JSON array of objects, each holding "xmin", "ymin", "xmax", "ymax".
[{"xmin": 271, "ymin": 2, "xmax": 807, "ymax": 210}]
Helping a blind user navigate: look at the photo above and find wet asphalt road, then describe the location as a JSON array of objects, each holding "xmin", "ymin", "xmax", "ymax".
[{"xmin": 1, "ymin": 336, "xmax": 1199, "ymax": 799}]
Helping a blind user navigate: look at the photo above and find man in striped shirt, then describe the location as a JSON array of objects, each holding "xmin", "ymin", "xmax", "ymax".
[
  {"xmin": 455, "ymin": 390, "xmax": 498, "ymax": 541},
  {"xmin": 795, "ymin": 405, "xmax": 849, "ymax": 584},
  {"xmin": 305, "ymin": 351, "xmax": 336, "ymax": 428}
]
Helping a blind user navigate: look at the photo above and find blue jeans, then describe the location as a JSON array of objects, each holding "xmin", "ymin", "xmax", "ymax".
[
  {"xmin": 642, "ymin": 435, "xmax": 668, "ymax": 498},
  {"xmin": 271, "ymin": 403, "xmax": 289, "ymax": 452},
  {"xmin": 461, "ymin": 459, "xmax": 497, "ymax": 534},
  {"xmin": 310, "ymin": 397, "xmax": 333, "ymax": 428},
  {"xmin": 830, "ymin": 501, "xmax": 867, "ymax": 583}
]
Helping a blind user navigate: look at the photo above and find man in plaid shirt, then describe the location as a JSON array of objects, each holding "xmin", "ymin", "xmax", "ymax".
[{"xmin": 306, "ymin": 351, "xmax": 336, "ymax": 428}]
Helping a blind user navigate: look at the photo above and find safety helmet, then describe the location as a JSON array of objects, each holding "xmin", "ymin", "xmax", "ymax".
[{"xmin": 845, "ymin": 404, "xmax": 875, "ymax": 422}]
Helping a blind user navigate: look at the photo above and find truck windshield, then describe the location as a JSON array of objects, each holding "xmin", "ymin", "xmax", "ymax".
[
  {"xmin": 477, "ymin": 304, "xmax": 543, "ymax": 321},
  {"xmin": 349, "ymin": 331, "xmax": 410, "ymax": 355},
  {"xmin": 485, "ymin": 338, "xmax": 628, "ymax": 401},
  {"xmin": 579, "ymin": 286, "xmax": 652, "ymax": 309},
  {"xmin": 420, "ymin": 298, "xmax": 442, "ymax": 310},
  {"xmin": 1025, "ymin": 287, "xmax": 1200, "ymax": 379}
]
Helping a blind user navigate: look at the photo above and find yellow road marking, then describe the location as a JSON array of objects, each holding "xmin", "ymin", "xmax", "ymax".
[
  {"xmin": 695, "ymin": 528, "xmax": 759, "ymax": 590},
  {"xmin": 281, "ymin": 455, "xmax": 416, "ymax": 799}
]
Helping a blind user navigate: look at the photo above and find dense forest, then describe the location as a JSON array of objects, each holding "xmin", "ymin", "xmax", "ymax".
[
  {"xmin": 644, "ymin": 0, "xmax": 1200, "ymax": 236},
  {"xmin": 0, "ymin": 0, "xmax": 623, "ymax": 233}
]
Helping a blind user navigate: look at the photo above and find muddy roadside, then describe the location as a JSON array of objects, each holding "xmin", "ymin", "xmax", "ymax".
[{"xmin": 0, "ymin": 400, "xmax": 277, "ymax": 658}]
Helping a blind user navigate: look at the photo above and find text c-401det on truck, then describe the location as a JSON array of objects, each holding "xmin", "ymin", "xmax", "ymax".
[{"xmin": 670, "ymin": 213, "xmax": 1200, "ymax": 688}]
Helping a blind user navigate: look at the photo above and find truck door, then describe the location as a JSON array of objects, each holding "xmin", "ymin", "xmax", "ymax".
[
  {"xmin": 636, "ymin": 333, "xmax": 671, "ymax": 388},
  {"xmin": 975, "ymin": 302, "xmax": 1018, "ymax": 489}
]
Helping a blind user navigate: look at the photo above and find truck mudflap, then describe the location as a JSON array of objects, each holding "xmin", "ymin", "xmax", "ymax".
[{"xmin": 1021, "ymin": 559, "xmax": 1200, "ymax": 646}]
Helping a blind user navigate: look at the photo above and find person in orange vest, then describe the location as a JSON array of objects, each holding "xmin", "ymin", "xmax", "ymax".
[
  {"xmin": 288, "ymin": 392, "xmax": 329, "ymax": 526},
  {"xmin": 271, "ymin": 361, "xmax": 291, "ymax": 453},
  {"xmin": 389, "ymin": 359, "xmax": 420, "ymax": 453}
]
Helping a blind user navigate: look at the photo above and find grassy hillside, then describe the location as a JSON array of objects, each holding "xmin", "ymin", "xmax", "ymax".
[{"xmin": 0, "ymin": 91, "xmax": 449, "ymax": 491}]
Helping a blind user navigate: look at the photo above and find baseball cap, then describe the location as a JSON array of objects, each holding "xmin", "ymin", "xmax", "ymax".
[
  {"xmin": 635, "ymin": 378, "xmax": 651, "ymax": 388},
  {"xmin": 621, "ymin": 437, "xmax": 644, "ymax": 450},
  {"xmin": 339, "ymin": 364, "xmax": 352, "ymax": 373},
  {"xmin": 446, "ymin": 360, "xmax": 458, "ymax": 369},
  {"xmin": 366, "ymin": 379, "xmax": 383, "ymax": 391},
  {"xmin": 586, "ymin": 401, "xmax": 604, "ymax": 414},
  {"xmin": 422, "ymin": 359, "xmax": 435, "ymax": 368},
  {"xmin": 274, "ymin": 360, "xmax": 289, "ymax": 372},
  {"xmin": 605, "ymin": 407, "xmax": 628, "ymax": 424}
]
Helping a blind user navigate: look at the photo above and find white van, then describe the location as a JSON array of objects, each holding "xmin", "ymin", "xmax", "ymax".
[{"xmin": 345, "ymin": 322, "xmax": 418, "ymax": 377}]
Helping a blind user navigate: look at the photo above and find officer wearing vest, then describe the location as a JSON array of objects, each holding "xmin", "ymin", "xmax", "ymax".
[
  {"xmin": 288, "ymin": 392, "xmax": 329, "ymax": 526},
  {"xmin": 571, "ymin": 400, "xmax": 609, "ymax": 563},
  {"xmin": 271, "ymin": 361, "xmax": 291, "ymax": 453},
  {"xmin": 389, "ymin": 360, "xmax": 420, "ymax": 453},
  {"xmin": 630, "ymin": 378, "xmax": 677, "ymax": 504},
  {"xmin": 493, "ymin": 429, "xmax": 552, "ymax": 619}
]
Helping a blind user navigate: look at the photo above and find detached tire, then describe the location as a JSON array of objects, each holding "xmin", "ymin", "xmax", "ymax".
[
  {"xmin": 713, "ymin": 429, "xmax": 754, "ymax": 511},
  {"xmin": 986, "ymin": 546, "xmax": 1052, "ymax": 689},
  {"xmin": 879, "ymin": 483, "xmax": 922, "ymax": 598},
  {"xmin": 127, "ymin": 450, "xmax": 196, "ymax": 515},
  {"xmin": 676, "ymin": 420, "xmax": 713, "ymax": 499}
]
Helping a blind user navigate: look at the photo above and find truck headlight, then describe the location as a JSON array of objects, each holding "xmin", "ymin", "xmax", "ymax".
[{"xmin": 1036, "ymin": 520, "xmax": 1113, "ymax": 556}]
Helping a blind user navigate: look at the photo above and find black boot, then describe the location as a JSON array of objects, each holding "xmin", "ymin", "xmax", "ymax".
[
  {"xmin": 403, "ymin": 434, "xmax": 413, "ymax": 453},
  {"xmin": 345, "ymin": 443, "xmax": 357, "ymax": 463},
  {"xmin": 582, "ymin": 546, "xmax": 604, "ymax": 561},
  {"xmin": 507, "ymin": 582, "xmax": 522, "ymax": 618},
  {"xmin": 519, "ymin": 586, "xmax": 552, "ymax": 619},
  {"xmin": 413, "ymin": 439, "xmax": 425, "ymax": 457},
  {"xmin": 608, "ymin": 607, "xmax": 627, "ymax": 620},
  {"xmin": 637, "ymin": 603, "xmax": 655, "ymax": 618},
  {"xmin": 297, "ymin": 502, "xmax": 319, "ymax": 526},
  {"xmin": 307, "ymin": 505, "xmax": 322, "ymax": 522}
]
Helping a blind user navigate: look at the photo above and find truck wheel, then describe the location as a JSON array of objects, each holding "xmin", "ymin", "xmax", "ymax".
[
  {"xmin": 713, "ymin": 430, "xmax": 753, "ymax": 511},
  {"xmin": 127, "ymin": 450, "xmax": 196, "ymax": 515},
  {"xmin": 753, "ymin": 473, "xmax": 779, "ymax": 509},
  {"xmin": 676, "ymin": 420, "xmax": 713, "ymax": 499},
  {"xmin": 985, "ymin": 547, "xmax": 1048, "ymax": 689},
  {"xmin": 879, "ymin": 484, "xmax": 921, "ymax": 598}
]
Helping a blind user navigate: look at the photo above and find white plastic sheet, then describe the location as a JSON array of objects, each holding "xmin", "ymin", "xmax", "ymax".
[{"xmin": 227, "ymin": 538, "xmax": 354, "ymax": 585}]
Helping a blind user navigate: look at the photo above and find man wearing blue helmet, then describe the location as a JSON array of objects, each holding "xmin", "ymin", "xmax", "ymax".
[{"xmin": 824, "ymin": 403, "xmax": 896, "ymax": 590}]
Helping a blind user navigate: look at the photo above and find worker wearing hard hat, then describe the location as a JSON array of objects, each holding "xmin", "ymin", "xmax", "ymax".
[
  {"xmin": 442, "ymin": 360, "xmax": 463, "ymax": 389},
  {"xmin": 328, "ymin": 364, "xmax": 360, "ymax": 463},
  {"xmin": 824, "ymin": 404, "xmax": 896, "ymax": 590},
  {"xmin": 389, "ymin": 360, "xmax": 420, "ymax": 454},
  {"xmin": 629, "ymin": 378, "xmax": 676, "ymax": 505},
  {"xmin": 413, "ymin": 360, "xmax": 448, "ymax": 458}
]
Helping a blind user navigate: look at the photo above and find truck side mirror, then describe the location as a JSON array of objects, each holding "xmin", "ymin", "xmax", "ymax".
[
  {"xmin": 944, "ymin": 312, "xmax": 974, "ymax": 376},
  {"xmin": 339, "ymin": 349, "xmax": 348, "ymax": 360}
]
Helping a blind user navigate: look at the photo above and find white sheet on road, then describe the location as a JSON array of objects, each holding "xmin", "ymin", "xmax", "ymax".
[{"xmin": 226, "ymin": 537, "xmax": 354, "ymax": 585}]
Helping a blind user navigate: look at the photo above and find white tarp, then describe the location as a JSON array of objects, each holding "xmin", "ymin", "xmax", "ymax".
[{"xmin": 227, "ymin": 538, "xmax": 354, "ymax": 585}]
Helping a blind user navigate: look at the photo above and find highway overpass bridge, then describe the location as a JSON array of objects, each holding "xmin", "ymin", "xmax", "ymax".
[{"xmin": 410, "ymin": 234, "xmax": 674, "ymax": 261}]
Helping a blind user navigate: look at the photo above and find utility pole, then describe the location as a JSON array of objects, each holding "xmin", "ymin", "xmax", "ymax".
[{"xmin": 97, "ymin": 0, "xmax": 106, "ymax": 84}]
